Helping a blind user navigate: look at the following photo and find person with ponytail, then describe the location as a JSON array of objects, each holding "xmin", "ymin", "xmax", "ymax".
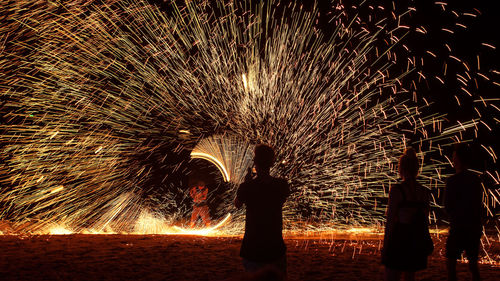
[{"xmin": 382, "ymin": 148, "xmax": 433, "ymax": 281}]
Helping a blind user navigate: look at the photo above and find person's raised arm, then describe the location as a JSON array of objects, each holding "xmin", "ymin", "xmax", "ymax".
[
  {"xmin": 280, "ymin": 179, "xmax": 290, "ymax": 204},
  {"xmin": 234, "ymin": 183, "xmax": 245, "ymax": 208},
  {"xmin": 234, "ymin": 197, "xmax": 243, "ymax": 208}
]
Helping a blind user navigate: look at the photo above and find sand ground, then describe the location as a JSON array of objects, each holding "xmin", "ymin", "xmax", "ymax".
[{"xmin": 0, "ymin": 234, "xmax": 498, "ymax": 280}]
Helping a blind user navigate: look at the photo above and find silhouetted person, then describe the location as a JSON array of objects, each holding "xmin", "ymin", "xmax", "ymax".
[
  {"xmin": 445, "ymin": 144, "xmax": 483, "ymax": 281},
  {"xmin": 235, "ymin": 144, "xmax": 289, "ymax": 280},
  {"xmin": 190, "ymin": 180, "xmax": 211, "ymax": 227},
  {"xmin": 382, "ymin": 148, "xmax": 432, "ymax": 281}
]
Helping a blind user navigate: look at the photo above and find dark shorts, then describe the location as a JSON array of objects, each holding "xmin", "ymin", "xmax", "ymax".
[
  {"xmin": 243, "ymin": 254, "xmax": 287, "ymax": 276},
  {"xmin": 446, "ymin": 226, "xmax": 482, "ymax": 262}
]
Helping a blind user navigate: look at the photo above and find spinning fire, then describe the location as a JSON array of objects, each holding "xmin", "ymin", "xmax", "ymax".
[{"xmin": 0, "ymin": 0, "xmax": 498, "ymax": 259}]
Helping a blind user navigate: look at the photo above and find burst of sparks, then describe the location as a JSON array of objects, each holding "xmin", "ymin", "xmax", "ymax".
[{"xmin": 0, "ymin": 0, "xmax": 498, "ymax": 262}]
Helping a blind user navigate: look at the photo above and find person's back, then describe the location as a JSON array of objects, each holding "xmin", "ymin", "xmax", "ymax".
[
  {"xmin": 445, "ymin": 170, "xmax": 482, "ymax": 228},
  {"xmin": 395, "ymin": 181, "xmax": 429, "ymax": 225},
  {"xmin": 235, "ymin": 144, "xmax": 290, "ymax": 277},
  {"xmin": 238, "ymin": 175, "xmax": 289, "ymax": 262}
]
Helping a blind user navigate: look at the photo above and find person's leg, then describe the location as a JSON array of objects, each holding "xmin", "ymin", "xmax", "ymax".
[
  {"xmin": 190, "ymin": 207, "xmax": 200, "ymax": 227},
  {"xmin": 200, "ymin": 206, "xmax": 211, "ymax": 227},
  {"xmin": 271, "ymin": 254, "xmax": 287, "ymax": 279},
  {"xmin": 446, "ymin": 228, "xmax": 460, "ymax": 281},
  {"xmin": 468, "ymin": 260, "xmax": 481, "ymax": 281},
  {"xmin": 384, "ymin": 267, "xmax": 401, "ymax": 281},
  {"xmin": 464, "ymin": 228, "xmax": 482, "ymax": 281},
  {"xmin": 243, "ymin": 257, "xmax": 285, "ymax": 281},
  {"xmin": 242, "ymin": 258, "xmax": 262, "ymax": 272},
  {"xmin": 446, "ymin": 258, "xmax": 457, "ymax": 281},
  {"xmin": 403, "ymin": 271, "xmax": 415, "ymax": 281}
]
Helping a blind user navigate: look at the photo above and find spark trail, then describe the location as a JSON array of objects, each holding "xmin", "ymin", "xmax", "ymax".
[{"xmin": 0, "ymin": 0, "xmax": 498, "ymax": 241}]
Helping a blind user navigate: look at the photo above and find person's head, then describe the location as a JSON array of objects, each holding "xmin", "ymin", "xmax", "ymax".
[
  {"xmin": 254, "ymin": 144, "xmax": 275, "ymax": 174},
  {"xmin": 452, "ymin": 143, "xmax": 472, "ymax": 172},
  {"xmin": 398, "ymin": 147, "xmax": 419, "ymax": 181}
]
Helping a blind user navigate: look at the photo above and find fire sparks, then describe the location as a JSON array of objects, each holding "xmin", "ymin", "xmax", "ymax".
[{"xmin": 0, "ymin": 1, "xmax": 497, "ymax": 265}]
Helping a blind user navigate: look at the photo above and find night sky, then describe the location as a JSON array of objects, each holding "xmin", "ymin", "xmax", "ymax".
[{"xmin": 148, "ymin": 0, "xmax": 500, "ymax": 180}]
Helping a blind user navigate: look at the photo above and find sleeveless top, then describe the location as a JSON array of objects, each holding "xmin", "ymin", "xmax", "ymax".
[{"xmin": 396, "ymin": 183, "xmax": 428, "ymax": 225}]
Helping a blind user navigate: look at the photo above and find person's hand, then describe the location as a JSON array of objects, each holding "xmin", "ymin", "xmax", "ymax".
[
  {"xmin": 244, "ymin": 167, "xmax": 253, "ymax": 182},
  {"xmin": 234, "ymin": 197, "xmax": 242, "ymax": 208}
]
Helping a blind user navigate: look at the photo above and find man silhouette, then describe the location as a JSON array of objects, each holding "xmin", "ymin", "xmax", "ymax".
[
  {"xmin": 445, "ymin": 144, "xmax": 483, "ymax": 281},
  {"xmin": 235, "ymin": 144, "xmax": 290, "ymax": 278}
]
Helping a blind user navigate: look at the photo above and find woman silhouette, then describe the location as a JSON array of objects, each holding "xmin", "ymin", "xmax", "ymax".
[{"xmin": 382, "ymin": 148, "xmax": 433, "ymax": 281}]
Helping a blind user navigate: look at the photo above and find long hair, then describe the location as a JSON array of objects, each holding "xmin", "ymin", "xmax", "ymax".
[{"xmin": 398, "ymin": 147, "xmax": 419, "ymax": 181}]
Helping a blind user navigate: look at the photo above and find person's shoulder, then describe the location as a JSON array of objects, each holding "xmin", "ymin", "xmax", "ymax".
[
  {"xmin": 242, "ymin": 177, "xmax": 263, "ymax": 189},
  {"xmin": 389, "ymin": 182, "xmax": 403, "ymax": 196},
  {"xmin": 446, "ymin": 173, "xmax": 460, "ymax": 186},
  {"xmin": 237, "ymin": 180, "xmax": 253, "ymax": 198},
  {"xmin": 270, "ymin": 177, "xmax": 289, "ymax": 198},
  {"xmin": 415, "ymin": 181, "xmax": 431, "ymax": 198},
  {"xmin": 464, "ymin": 170, "xmax": 481, "ymax": 181},
  {"xmin": 273, "ymin": 177, "xmax": 288, "ymax": 184},
  {"xmin": 448, "ymin": 170, "xmax": 480, "ymax": 183},
  {"xmin": 390, "ymin": 182, "xmax": 403, "ymax": 190},
  {"xmin": 270, "ymin": 176, "xmax": 289, "ymax": 187},
  {"xmin": 465, "ymin": 171, "xmax": 483, "ymax": 190},
  {"xmin": 239, "ymin": 179, "xmax": 253, "ymax": 189}
]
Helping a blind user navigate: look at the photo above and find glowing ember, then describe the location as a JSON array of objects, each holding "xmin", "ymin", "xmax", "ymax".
[
  {"xmin": 48, "ymin": 225, "xmax": 74, "ymax": 235},
  {"xmin": 0, "ymin": 2, "xmax": 497, "ymax": 267}
]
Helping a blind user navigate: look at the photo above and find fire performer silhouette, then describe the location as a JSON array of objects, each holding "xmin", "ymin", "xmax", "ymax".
[{"xmin": 190, "ymin": 180, "xmax": 211, "ymax": 228}]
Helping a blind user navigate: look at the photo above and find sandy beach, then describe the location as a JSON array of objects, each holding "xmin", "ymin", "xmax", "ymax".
[{"xmin": 0, "ymin": 234, "xmax": 498, "ymax": 280}]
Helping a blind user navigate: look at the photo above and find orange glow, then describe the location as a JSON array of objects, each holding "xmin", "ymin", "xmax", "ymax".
[
  {"xmin": 190, "ymin": 151, "xmax": 231, "ymax": 182},
  {"xmin": 48, "ymin": 225, "xmax": 73, "ymax": 235}
]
